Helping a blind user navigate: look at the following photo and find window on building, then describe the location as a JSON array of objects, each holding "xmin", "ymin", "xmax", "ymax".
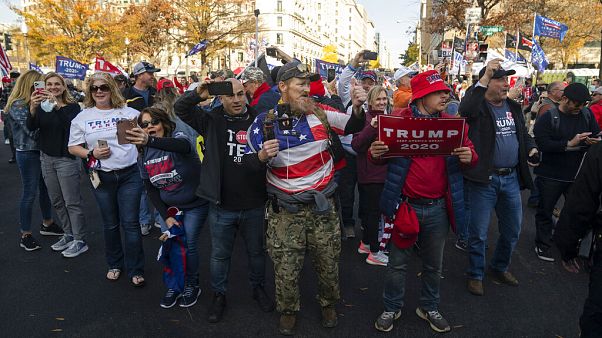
[
  {"xmin": 318, "ymin": 14, "xmax": 321, "ymax": 21},
  {"xmin": 277, "ymin": 0, "xmax": 282, "ymax": 12},
  {"xmin": 277, "ymin": 33, "xmax": 283, "ymax": 44},
  {"xmin": 238, "ymin": 52, "xmax": 244, "ymax": 62},
  {"xmin": 318, "ymin": 3, "xmax": 321, "ymax": 10},
  {"xmin": 277, "ymin": 16, "xmax": 282, "ymax": 27}
]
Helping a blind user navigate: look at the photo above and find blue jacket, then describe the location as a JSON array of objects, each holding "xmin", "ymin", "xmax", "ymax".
[
  {"xmin": 8, "ymin": 99, "xmax": 39, "ymax": 151},
  {"xmin": 380, "ymin": 156, "xmax": 466, "ymax": 232}
]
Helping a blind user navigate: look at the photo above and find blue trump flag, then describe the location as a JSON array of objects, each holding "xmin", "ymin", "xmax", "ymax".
[
  {"xmin": 55, "ymin": 56, "xmax": 88, "ymax": 80},
  {"xmin": 29, "ymin": 62, "xmax": 43, "ymax": 73},
  {"xmin": 534, "ymin": 14, "xmax": 568, "ymax": 41},
  {"xmin": 504, "ymin": 49, "xmax": 525, "ymax": 63},
  {"xmin": 531, "ymin": 40, "xmax": 549, "ymax": 71},
  {"xmin": 186, "ymin": 39, "xmax": 208, "ymax": 57},
  {"xmin": 314, "ymin": 58, "xmax": 344, "ymax": 80}
]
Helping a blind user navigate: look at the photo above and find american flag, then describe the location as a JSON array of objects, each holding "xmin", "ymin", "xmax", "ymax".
[
  {"xmin": 0, "ymin": 43, "xmax": 12, "ymax": 76},
  {"xmin": 246, "ymin": 104, "xmax": 350, "ymax": 194}
]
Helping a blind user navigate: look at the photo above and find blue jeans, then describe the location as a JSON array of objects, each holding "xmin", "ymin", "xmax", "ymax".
[
  {"xmin": 139, "ymin": 193, "xmax": 153, "ymax": 225},
  {"xmin": 175, "ymin": 203, "xmax": 209, "ymax": 286},
  {"xmin": 383, "ymin": 199, "xmax": 449, "ymax": 312},
  {"xmin": 208, "ymin": 205, "xmax": 266, "ymax": 294},
  {"xmin": 16, "ymin": 150, "xmax": 53, "ymax": 233},
  {"xmin": 92, "ymin": 165, "xmax": 144, "ymax": 278},
  {"xmin": 466, "ymin": 171, "xmax": 523, "ymax": 280}
]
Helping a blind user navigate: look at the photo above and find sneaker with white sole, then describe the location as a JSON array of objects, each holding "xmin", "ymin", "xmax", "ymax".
[
  {"xmin": 366, "ymin": 251, "xmax": 388, "ymax": 266},
  {"xmin": 154, "ymin": 222, "xmax": 162, "ymax": 229},
  {"xmin": 179, "ymin": 285, "xmax": 201, "ymax": 308},
  {"xmin": 20, "ymin": 234, "xmax": 41, "ymax": 251},
  {"xmin": 358, "ymin": 241, "xmax": 370, "ymax": 254},
  {"xmin": 40, "ymin": 222, "xmax": 64, "ymax": 236},
  {"xmin": 535, "ymin": 245, "xmax": 555, "ymax": 262},
  {"xmin": 62, "ymin": 240, "xmax": 88, "ymax": 258},
  {"xmin": 415, "ymin": 307, "xmax": 451, "ymax": 333},
  {"xmin": 374, "ymin": 310, "xmax": 401, "ymax": 332},
  {"xmin": 140, "ymin": 223, "xmax": 152, "ymax": 236},
  {"xmin": 51, "ymin": 234, "xmax": 74, "ymax": 251},
  {"xmin": 160, "ymin": 289, "xmax": 182, "ymax": 308}
]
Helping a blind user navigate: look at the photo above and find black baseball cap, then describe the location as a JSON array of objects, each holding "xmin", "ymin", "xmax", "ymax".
[
  {"xmin": 563, "ymin": 83, "xmax": 592, "ymax": 104},
  {"xmin": 478, "ymin": 66, "xmax": 516, "ymax": 79},
  {"xmin": 276, "ymin": 61, "xmax": 310, "ymax": 83}
]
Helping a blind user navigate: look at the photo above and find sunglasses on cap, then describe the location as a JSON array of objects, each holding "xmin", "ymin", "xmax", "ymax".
[
  {"xmin": 280, "ymin": 63, "xmax": 309, "ymax": 82},
  {"xmin": 140, "ymin": 118, "xmax": 161, "ymax": 129},
  {"xmin": 90, "ymin": 84, "xmax": 111, "ymax": 92}
]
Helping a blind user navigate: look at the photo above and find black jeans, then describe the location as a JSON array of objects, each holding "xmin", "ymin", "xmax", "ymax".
[
  {"xmin": 358, "ymin": 183, "xmax": 384, "ymax": 253},
  {"xmin": 337, "ymin": 153, "xmax": 357, "ymax": 228},
  {"xmin": 535, "ymin": 177, "xmax": 572, "ymax": 249},
  {"xmin": 580, "ymin": 248, "xmax": 602, "ymax": 337}
]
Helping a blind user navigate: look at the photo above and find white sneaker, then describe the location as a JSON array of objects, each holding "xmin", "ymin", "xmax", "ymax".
[
  {"xmin": 4, "ymin": 139, "xmax": 9, "ymax": 145},
  {"xmin": 62, "ymin": 240, "xmax": 88, "ymax": 258},
  {"xmin": 51, "ymin": 234, "xmax": 74, "ymax": 251},
  {"xmin": 357, "ymin": 241, "xmax": 370, "ymax": 254},
  {"xmin": 366, "ymin": 251, "xmax": 389, "ymax": 266}
]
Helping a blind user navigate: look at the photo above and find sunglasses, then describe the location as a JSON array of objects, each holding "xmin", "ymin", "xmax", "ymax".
[
  {"xmin": 140, "ymin": 119, "xmax": 161, "ymax": 129},
  {"xmin": 90, "ymin": 84, "xmax": 111, "ymax": 92},
  {"xmin": 279, "ymin": 63, "xmax": 309, "ymax": 82}
]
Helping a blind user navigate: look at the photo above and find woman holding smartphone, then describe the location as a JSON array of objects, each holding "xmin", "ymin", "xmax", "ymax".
[
  {"xmin": 126, "ymin": 106, "xmax": 208, "ymax": 308},
  {"xmin": 7, "ymin": 70, "xmax": 61, "ymax": 251},
  {"xmin": 27, "ymin": 72, "xmax": 87, "ymax": 257},
  {"xmin": 68, "ymin": 72, "xmax": 145, "ymax": 286}
]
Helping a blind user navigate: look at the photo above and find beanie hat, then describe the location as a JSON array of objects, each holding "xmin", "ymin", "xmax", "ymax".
[{"xmin": 309, "ymin": 78, "xmax": 326, "ymax": 97}]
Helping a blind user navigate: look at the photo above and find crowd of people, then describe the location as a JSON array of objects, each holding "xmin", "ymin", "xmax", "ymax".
[{"xmin": 1, "ymin": 49, "xmax": 601, "ymax": 336}]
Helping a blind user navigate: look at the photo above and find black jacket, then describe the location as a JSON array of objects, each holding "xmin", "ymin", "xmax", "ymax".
[
  {"xmin": 174, "ymin": 90, "xmax": 266, "ymax": 206},
  {"xmin": 459, "ymin": 84, "xmax": 536, "ymax": 189},
  {"xmin": 122, "ymin": 86, "xmax": 156, "ymax": 111},
  {"xmin": 555, "ymin": 142, "xmax": 602, "ymax": 260}
]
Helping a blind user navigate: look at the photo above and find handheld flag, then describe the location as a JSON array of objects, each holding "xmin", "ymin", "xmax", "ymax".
[
  {"xmin": 534, "ymin": 14, "xmax": 568, "ymax": 41},
  {"xmin": 29, "ymin": 62, "xmax": 43, "ymax": 73},
  {"xmin": 186, "ymin": 39, "xmax": 208, "ymax": 57},
  {"xmin": 0, "ymin": 42, "xmax": 12, "ymax": 76},
  {"xmin": 531, "ymin": 40, "xmax": 549, "ymax": 71},
  {"xmin": 55, "ymin": 56, "xmax": 88, "ymax": 80},
  {"xmin": 95, "ymin": 57, "xmax": 126, "ymax": 76}
]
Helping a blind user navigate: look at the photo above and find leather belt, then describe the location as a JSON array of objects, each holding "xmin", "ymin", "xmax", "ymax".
[
  {"xmin": 493, "ymin": 167, "xmax": 514, "ymax": 176},
  {"xmin": 407, "ymin": 197, "xmax": 444, "ymax": 205}
]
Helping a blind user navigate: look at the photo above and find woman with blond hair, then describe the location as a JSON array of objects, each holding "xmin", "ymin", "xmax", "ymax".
[
  {"xmin": 27, "ymin": 72, "xmax": 87, "ymax": 257},
  {"xmin": 68, "ymin": 72, "xmax": 145, "ymax": 286},
  {"xmin": 8, "ymin": 69, "xmax": 61, "ymax": 251}
]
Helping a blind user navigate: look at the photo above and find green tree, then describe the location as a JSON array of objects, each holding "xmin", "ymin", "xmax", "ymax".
[{"xmin": 400, "ymin": 42, "xmax": 419, "ymax": 66}]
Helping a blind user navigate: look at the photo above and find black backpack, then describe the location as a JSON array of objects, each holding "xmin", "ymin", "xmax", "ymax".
[{"xmin": 550, "ymin": 107, "xmax": 594, "ymax": 136}]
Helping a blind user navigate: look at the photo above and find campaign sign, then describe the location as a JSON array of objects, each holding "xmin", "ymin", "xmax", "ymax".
[
  {"xmin": 314, "ymin": 58, "xmax": 344, "ymax": 80},
  {"xmin": 56, "ymin": 56, "xmax": 88, "ymax": 80},
  {"xmin": 378, "ymin": 116, "xmax": 465, "ymax": 158}
]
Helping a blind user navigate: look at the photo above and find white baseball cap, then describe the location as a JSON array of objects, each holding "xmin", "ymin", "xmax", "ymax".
[{"xmin": 394, "ymin": 67, "xmax": 418, "ymax": 82}]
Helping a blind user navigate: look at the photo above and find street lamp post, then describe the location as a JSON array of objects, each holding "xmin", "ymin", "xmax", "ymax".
[
  {"xmin": 254, "ymin": 9, "xmax": 260, "ymax": 67},
  {"xmin": 124, "ymin": 37, "xmax": 130, "ymax": 74}
]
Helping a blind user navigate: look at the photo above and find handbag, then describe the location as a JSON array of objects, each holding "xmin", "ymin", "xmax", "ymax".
[{"xmin": 390, "ymin": 201, "xmax": 419, "ymax": 249}]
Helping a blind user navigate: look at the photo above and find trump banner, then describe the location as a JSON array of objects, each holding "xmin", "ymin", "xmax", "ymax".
[
  {"xmin": 95, "ymin": 57, "xmax": 126, "ymax": 76},
  {"xmin": 378, "ymin": 115, "xmax": 465, "ymax": 157},
  {"xmin": 534, "ymin": 14, "xmax": 568, "ymax": 41},
  {"xmin": 314, "ymin": 58, "xmax": 344, "ymax": 80},
  {"xmin": 56, "ymin": 56, "xmax": 88, "ymax": 80}
]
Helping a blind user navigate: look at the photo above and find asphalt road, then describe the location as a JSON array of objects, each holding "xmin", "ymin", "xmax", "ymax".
[{"xmin": 0, "ymin": 138, "xmax": 589, "ymax": 338}]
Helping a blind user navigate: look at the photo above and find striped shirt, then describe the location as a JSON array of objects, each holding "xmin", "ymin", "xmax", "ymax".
[{"xmin": 246, "ymin": 104, "xmax": 351, "ymax": 194}]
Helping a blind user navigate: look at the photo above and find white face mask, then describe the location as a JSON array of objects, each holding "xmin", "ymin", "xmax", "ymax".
[{"xmin": 41, "ymin": 99, "xmax": 57, "ymax": 112}]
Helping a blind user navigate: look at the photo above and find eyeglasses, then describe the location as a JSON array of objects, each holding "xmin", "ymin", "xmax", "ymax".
[
  {"xmin": 140, "ymin": 119, "xmax": 161, "ymax": 129},
  {"xmin": 90, "ymin": 84, "xmax": 111, "ymax": 93}
]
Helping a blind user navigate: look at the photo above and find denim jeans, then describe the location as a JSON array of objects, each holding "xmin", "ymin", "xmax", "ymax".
[
  {"xmin": 16, "ymin": 150, "xmax": 53, "ymax": 233},
  {"xmin": 466, "ymin": 171, "xmax": 523, "ymax": 280},
  {"xmin": 92, "ymin": 165, "xmax": 144, "ymax": 278},
  {"xmin": 139, "ymin": 193, "xmax": 153, "ymax": 225},
  {"xmin": 383, "ymin": 199, "xmax": 449, "ymax": 312},
  {"xmin": 174, "ymin": 203, "xmax": 209, "ymax": 287},
  {"xmin": 208, "ymin": 205, "xmax": 266, "ymax": 294},
  {"xmin": 40, "ymin": 153, "xmax": 87, "ymax": 241},
  {"xmin": 534, "ymin": 177, "xmax": 571, "ymax": 249}
]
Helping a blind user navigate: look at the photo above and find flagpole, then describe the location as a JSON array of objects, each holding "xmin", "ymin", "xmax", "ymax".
[
  {"xmin": 515, "ymin": 27, "xmax": 519, "ymax": 61},
  {"xmin": 532, "ymin": 13, "xmax": 538, "ymax": 82}
]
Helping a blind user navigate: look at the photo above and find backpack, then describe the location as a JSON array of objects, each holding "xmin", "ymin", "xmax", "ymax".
[{"xmin": 550, "ymin": 106, "xmax": 594, "ymax": 136}]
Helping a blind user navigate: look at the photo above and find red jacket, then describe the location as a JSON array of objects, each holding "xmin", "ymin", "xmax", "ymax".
[{"xmin": 590, "ymin": 101, "xmax": 602, "ymax": 129}]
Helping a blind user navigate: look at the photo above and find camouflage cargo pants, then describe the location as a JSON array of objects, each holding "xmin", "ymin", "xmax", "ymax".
[{"xmin": 266, "ymin": 200, "xmax": 341, "ymax": 313}]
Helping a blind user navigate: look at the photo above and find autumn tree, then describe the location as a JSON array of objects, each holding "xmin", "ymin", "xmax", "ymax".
[
  {"xmin": 13, "ymin": 0, "xmax": 123, "ymax": 65},
  {"xmin": 423, "ymin": 0, "xmax": 503, "ymax": 33}
]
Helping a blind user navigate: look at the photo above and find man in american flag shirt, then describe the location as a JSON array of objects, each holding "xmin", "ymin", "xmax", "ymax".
[{"xmin": 244, "ymin": 61, "xmax": 366, "ymax": 336}]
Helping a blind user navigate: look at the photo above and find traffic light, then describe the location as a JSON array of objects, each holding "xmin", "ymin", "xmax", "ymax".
[
  {"xmin": 478, "ymin": 43, "xmax": 488, "ymax": 63},
  {"xmin": 4, "ymin": 33, "xmax": 12, "ymax": 51}
]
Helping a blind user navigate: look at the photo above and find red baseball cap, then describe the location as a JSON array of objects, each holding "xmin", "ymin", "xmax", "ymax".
[
  {"xmin": 410, "ymin": 70, "xmax": 450, "ymax": 103},
  {"xmin": 157, "ymin": 79, "xmax": 175, "ymax": 92}
]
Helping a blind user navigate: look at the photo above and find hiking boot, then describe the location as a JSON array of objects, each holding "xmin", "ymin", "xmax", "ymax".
[
  {"xmin": 467, "ymin": 279, "xmax": 484, "ymax": 296},
  {"xmin": 279, "ymin": 312, "xmax": 296, "ymax": 336},
  {"xmin": 489, "ymin": 269, "xmax": 519, "ymax": 286},
  {"xmin": 207, "ymin": 292, "xmax": 226, "ymax": 323},
  {"xmin": 140, "ymin": 223, "xmax": 152, "ymax": 236},
  {"xmin": 51, "ymin": 234, "xmax": 74, "ymax": 251},
  {"xmin": 416, "ymin": 308, "xmax": 451, "ymax": 333},
  {"xmin": 40, "ymin": 222, "xmax": 63, "ymax": 236},
  {"xmin": 62, "ymin": 240, "xmax": 88, "ymax": 258},
  {"xmin": 374, "ymin": 310, "xmax": 401, "ymax": 332},
  {"xmin": 253, "ymin": 286, "xmax": 275, "ymax": 312},
  {"xmin": 180, "ymin": 285, "xmax": 201, "ymax": 308},
  {"xmin": 535, "ymin": 245, "xmax": 555, "ymax": 262},
  {"xmin": 366, "ymin": 251, "xmax": 388, "ymax": 266},
  {"xmin": 20, "ymin": 234, "xmax": 41, "ymax": 251},
  {"xmin": 321, "ymin": 305, "xmax": 338, "ymax": 328},
  {"xmin": 357, "ymin": 241, "xmax": 370, "ymax": 254},
  {"xmin": 160, "ymin": 289, "xmax": 181, "ymax": 309},
  {"xmin": 454, "ymin": 239, "xmax": 468, "ymax": 252}
]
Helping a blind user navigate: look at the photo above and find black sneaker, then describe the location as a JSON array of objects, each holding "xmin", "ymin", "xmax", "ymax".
[
  {"xmin": 253, "ymin": 286, "xmax": 275, "ymax": 312},
  {"xmin": 415, "ymin": 307, "xmax": 451, "ymax": 333},
  {"xmin": 40, "ymin": 222, "xmax": 64, "ymax": 236},
  {"xmin": 179, "ymin": 285, "xmax": 201, "ymax": 308},
  {"xmin": 160, "ymin": 289, "xmax": 181, "ymax": 309},
  {"xmin": 207, "ymin": 292, "xmax": 226, "ymax": 323},
  {"xmin": 20, "ymin": 234, "xmax": 41, "ymax": 251},
  {"xmin": 535, "ymin": 246, "xmax": 555, "ymax": 262},
  {"xmin": 374, "ymin": 310, "xmax": 401, "ymax": 332},
  {"xmin": 454, "ymin": 239, "xmax": 468, "ymax": 252}
]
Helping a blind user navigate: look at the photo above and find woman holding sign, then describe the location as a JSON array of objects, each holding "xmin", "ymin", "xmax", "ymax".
[
  {"xmin": 68, "ymin": 72, "xmax": 145, "ymax": 287},
  {"xmin": 369, "ymin": 70, "xmax": 477, "ymax": 334}
]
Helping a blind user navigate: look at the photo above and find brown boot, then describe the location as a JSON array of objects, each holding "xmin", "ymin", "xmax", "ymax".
[
  {"xmin": 467, "ymin": 279, "xmax": 484, "ymax": 296},
  {"xmin": 279, "ymin": 312, "xmax": 296, "ymax": 336},
  {"xmin": 321, "ymin": 305, "xmax": 338, "ymax": 328},
  {"xmin": 489, "ymin": 269, "xmax": 519, "ymax": 286}
]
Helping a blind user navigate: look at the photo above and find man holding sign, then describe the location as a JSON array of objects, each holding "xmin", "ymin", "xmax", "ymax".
[{"xmin": 370, "ymin": 70, "xmax": 477, "ymax": 333}]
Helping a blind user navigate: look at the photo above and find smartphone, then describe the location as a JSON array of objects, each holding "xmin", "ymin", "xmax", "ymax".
[
  {"xmin": 116, "ymin": 119, "xmax": 138, "ymax": 145},
  {"xmin": 266, "ymin": 47, "xmax": 277, "ymax": 57},
  {"xmin": 528, "ymin": 153, "xmax": 540, "ymax": 164},
  {"xmin": 327, "ymin": 68, "xmax": 336, "ymax": 82},
  {"xmin": 363, "ymin": 51, "xmax": 378, "ymax": 60},
  {"xmin": 34, "ymin": 81, "xmax": 45, "ymax": 92},
  {"xmin": 97, "ymin": 139, "xmax": 108, "ymax": 148},
  {"xmin": 207, "ymin": 81, "xmax": 234, "ymax": 96}
]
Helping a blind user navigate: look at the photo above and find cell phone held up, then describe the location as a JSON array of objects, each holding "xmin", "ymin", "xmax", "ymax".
[
  {"xmin": 327, "ymin": 68, "xmax": 336, "ymax": 83},
  {"xmin": 528, "ymin": 152, "xmax": 540, "ymax": 165},
  {"xmin": 116, "ymin": 118, "xmax": 137, "ymax": 145},
  {"xmin": 33, "ymin": 81, "xmax": 45, "ymax": 93},
  {"xmin": 207, "ymin": 81, "xmax": 234, "ymax": 96},
  {"xmin": 363, "ymin": 51, "xmax": 378, "ymax": 60}
]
